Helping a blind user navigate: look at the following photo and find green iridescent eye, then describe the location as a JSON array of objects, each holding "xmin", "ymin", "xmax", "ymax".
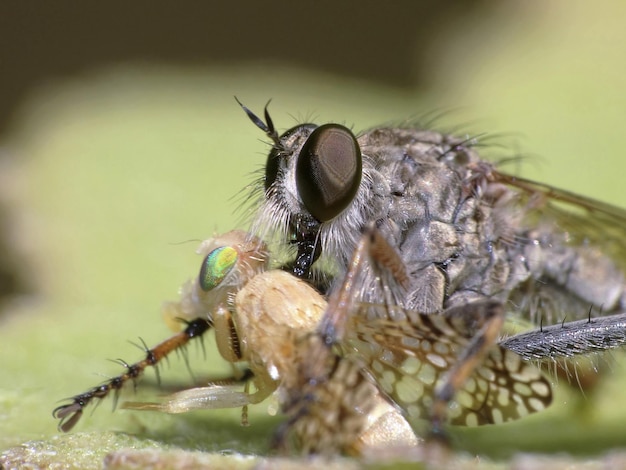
[{"xmin": 198, "ymin": 246, "xmax": 238, "ymax": 291}]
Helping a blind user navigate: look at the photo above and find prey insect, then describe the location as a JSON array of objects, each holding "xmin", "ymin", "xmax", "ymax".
[
  {"xmin": 53, "ymin": 228, "xmax": 553, "ymax": 455},
  {"xmin": 53, "ymin": 230, "xmax": 418, "ymax": 453}
]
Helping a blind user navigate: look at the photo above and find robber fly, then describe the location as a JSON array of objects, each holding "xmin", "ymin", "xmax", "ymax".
[{"xmin": 237, "ymin": 100, "xmax": 626, "ymax": 434}]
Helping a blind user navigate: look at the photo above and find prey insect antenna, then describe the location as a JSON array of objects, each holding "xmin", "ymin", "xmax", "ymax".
[{"xmin": 52, "ymin": 317, "xmax": 212, "ymax": 432}]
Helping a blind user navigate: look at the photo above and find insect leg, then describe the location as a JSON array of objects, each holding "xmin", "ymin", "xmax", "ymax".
[
  {"xmin": 500, "ymin": 312, "xmax": 626, "ymax": 360},
  {"xmin": 318, "ymin": 224, "xmax": 408, "ymax": 345},
  {"xmin": 121, "ymin": 367, "xmax": 279, "ymax": 414},
  {"xmin": 52, "ymin": 317, "xmax": 211, "ymax": 432},
  {"xmin": 212, "ymin": 304, "xmax": 243, "ymax": 363},
  {"xmin": 430, "ymin": 302, "xmax": 505, "ymax": 438}
]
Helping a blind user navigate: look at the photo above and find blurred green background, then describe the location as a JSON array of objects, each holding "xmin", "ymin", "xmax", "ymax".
[{"xmin": 1, "ymin": 2, "xmax": 625, "ymax": 469}]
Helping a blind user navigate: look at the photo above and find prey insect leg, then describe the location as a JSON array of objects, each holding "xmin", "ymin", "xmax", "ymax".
[
  {"xmin": 53, "ymin": 230, "xmax": 270, "ymax": 432},
  {"xmin": 52, "ymin": 317, "xmax": 212, "ymax": 432},
  {"xmin": 120, "ymin": 302, "xmax": 276, "ymax": 415}
]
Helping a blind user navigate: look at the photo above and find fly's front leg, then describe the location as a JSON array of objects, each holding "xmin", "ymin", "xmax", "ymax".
[
  {"xmin": 430, "ymin": 301, "xmax": 506, "ymax": 439},
  {"xmin": 318, "ymin": 224, "xmax": 409, "ymax": 344}
]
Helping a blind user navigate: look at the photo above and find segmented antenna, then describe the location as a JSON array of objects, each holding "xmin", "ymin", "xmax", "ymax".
[{"xmin": 234, "ymin": 97, "xmax": 280, "ymax": 145}]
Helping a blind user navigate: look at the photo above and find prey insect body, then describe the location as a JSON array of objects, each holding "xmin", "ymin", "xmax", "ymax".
[
  {"xmin": 277, "ymin": 225, "xmax": 554, "ymax": 453},
  {"xmin": 53, "ymin": 231, "xmax": 419, "ymax": 454}
]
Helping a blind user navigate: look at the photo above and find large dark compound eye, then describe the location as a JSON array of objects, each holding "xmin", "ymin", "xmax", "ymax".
[{"xmin": 296, "ymin": 124, "xmax": 362, "ymax": 222}]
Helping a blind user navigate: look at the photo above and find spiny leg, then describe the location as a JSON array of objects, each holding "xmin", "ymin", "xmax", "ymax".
[
  {"xmin": 318, "ymin": 224, "xmax": 409, "ymax": 346},
  {"xmin": 429, "ymin": 301, "xmax": 505, "ymax": 439},
  {"xmin": 500, "ymin": 311, "xmax": 626, "ymax": 360},
  {"xmin": 53, "ymin": 317, "xmax": 212, "ymax": 432},
  {"xmin": 497, "ymin": 310, "xmax": 626, "ymax": 398}
]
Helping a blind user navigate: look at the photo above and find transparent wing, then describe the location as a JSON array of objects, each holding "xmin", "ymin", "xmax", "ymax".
[
  {"xmin": 495, "ymin": 171, "xmax": 626, "ymax": 274},
  {"xmin": 349, "ymin": 307, "xmax": 552, "ymax": 427}
]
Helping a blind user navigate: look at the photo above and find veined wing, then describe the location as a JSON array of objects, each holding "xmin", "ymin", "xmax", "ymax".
[
  {"xmin": 495, "ymin": 171, "xmax": 626, "ymax": 274},
  {"xmin": 348, "ymin": 306, "xmax": 552, "ymax": 427}
]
